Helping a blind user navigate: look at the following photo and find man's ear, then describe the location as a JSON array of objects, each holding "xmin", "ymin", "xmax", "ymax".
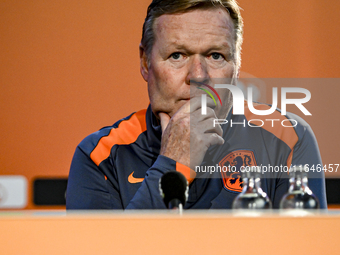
[{"xmin": 139, "ymin": 44, "xmax": 149, "ymax": 82}]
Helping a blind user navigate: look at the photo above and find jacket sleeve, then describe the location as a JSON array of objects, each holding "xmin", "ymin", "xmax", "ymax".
[
  {"xmin": 126, "ymin": 155, "xmax": 175, "ymax": 209},
  {"xmin": 125, "ymin": 156, "xmax": 194, "ymax": 209},
  {"xmin": 66, "ymin": 144, "xmax": 192, "ymax": 209},
  {"xmin": 272, "ymin": 119, "xmax": 327, "ymax": 209},
  {"xmin": 290, "ymin": 123, "xmax": 327, "ymax": 209}
]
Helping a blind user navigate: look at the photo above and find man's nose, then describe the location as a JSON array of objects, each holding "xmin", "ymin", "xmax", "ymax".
[{"xmin": 185, "ymin": 55, "xmax": 209, "ymax": 85}]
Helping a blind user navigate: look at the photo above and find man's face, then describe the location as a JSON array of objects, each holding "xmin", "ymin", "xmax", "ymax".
[{"xmin": 141, "ymin": 7, "xmax": 237, "ymax": 119}]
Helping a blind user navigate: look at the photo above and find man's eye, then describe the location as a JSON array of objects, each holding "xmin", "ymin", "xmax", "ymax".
[
  {"xmin": 170, "ymin": 53, "xmax": 182, "ymax": 60},
  {"xmin": 211, "ymin": 53, "xmax": 224, "ymax": 60}
]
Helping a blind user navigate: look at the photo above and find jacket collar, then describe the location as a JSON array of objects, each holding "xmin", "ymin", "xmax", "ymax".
[{"xmin": 145, "ymin": 105, "xmax": 162, "ymax": 153}]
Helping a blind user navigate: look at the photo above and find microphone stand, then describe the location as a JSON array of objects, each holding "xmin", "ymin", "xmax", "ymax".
[{"xmin": 168, "ymin": 199, "xmax": 183, "ymax": 215}]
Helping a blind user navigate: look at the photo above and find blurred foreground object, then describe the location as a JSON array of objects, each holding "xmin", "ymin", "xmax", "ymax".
[
  {"xmin": 280, "ymin": 165, "xmax": 319, "ymax": 209},
  {"xmin": 232, "ymin": 166, "xmax": 272, "ymax": 210}
]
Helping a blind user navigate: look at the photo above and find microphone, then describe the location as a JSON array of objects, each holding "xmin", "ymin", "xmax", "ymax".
[{"xmin": 159, "ymin": 171, "xmax": 189, "ymax": 210}]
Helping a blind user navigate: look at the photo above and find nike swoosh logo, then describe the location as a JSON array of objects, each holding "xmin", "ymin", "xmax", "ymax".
[{"xmin": 128, "ymin": 172, "xmax": 145, "ymax": 184}]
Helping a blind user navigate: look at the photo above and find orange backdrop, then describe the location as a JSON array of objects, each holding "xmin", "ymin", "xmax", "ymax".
[{"xmin": 1, "ymin": 0, "xmax": 339, "ymax": 209}]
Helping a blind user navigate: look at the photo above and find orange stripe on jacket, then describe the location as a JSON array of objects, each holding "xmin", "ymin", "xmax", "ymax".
[
  {"xmin": 176, "ymin": 162, "xmax": 196, "ymax": 184},
  {"xmin": 286, "ymin": 150, "xmax": 294, "ymax": 170},
  {"xmin": 244, "ymin": 102, "xmax": 298, "ymax": 167},
  {"xmin": 90, "ymin": 109, "xmax": 147, "ymax": 166}
]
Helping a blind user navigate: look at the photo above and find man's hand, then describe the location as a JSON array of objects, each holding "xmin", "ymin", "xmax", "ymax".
[{"xmin": 159, "ymin": 97, "xmax": 224, "ymax": 169}]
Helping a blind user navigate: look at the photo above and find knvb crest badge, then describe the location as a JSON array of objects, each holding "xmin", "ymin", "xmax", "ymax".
[{"xmin": 218, "ymin": 150, "xmax": 257, "ymax": 192}]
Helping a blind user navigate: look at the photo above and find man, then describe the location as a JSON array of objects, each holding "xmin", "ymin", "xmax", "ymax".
[{"xmin": 66, "ymin": 0, "xmax": 327, "ymax": 209}]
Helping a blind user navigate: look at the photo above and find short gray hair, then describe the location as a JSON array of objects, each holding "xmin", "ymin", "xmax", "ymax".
[{"xmin": 141, "ymin": 0, "xmax": 244, "ymax": 68}]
